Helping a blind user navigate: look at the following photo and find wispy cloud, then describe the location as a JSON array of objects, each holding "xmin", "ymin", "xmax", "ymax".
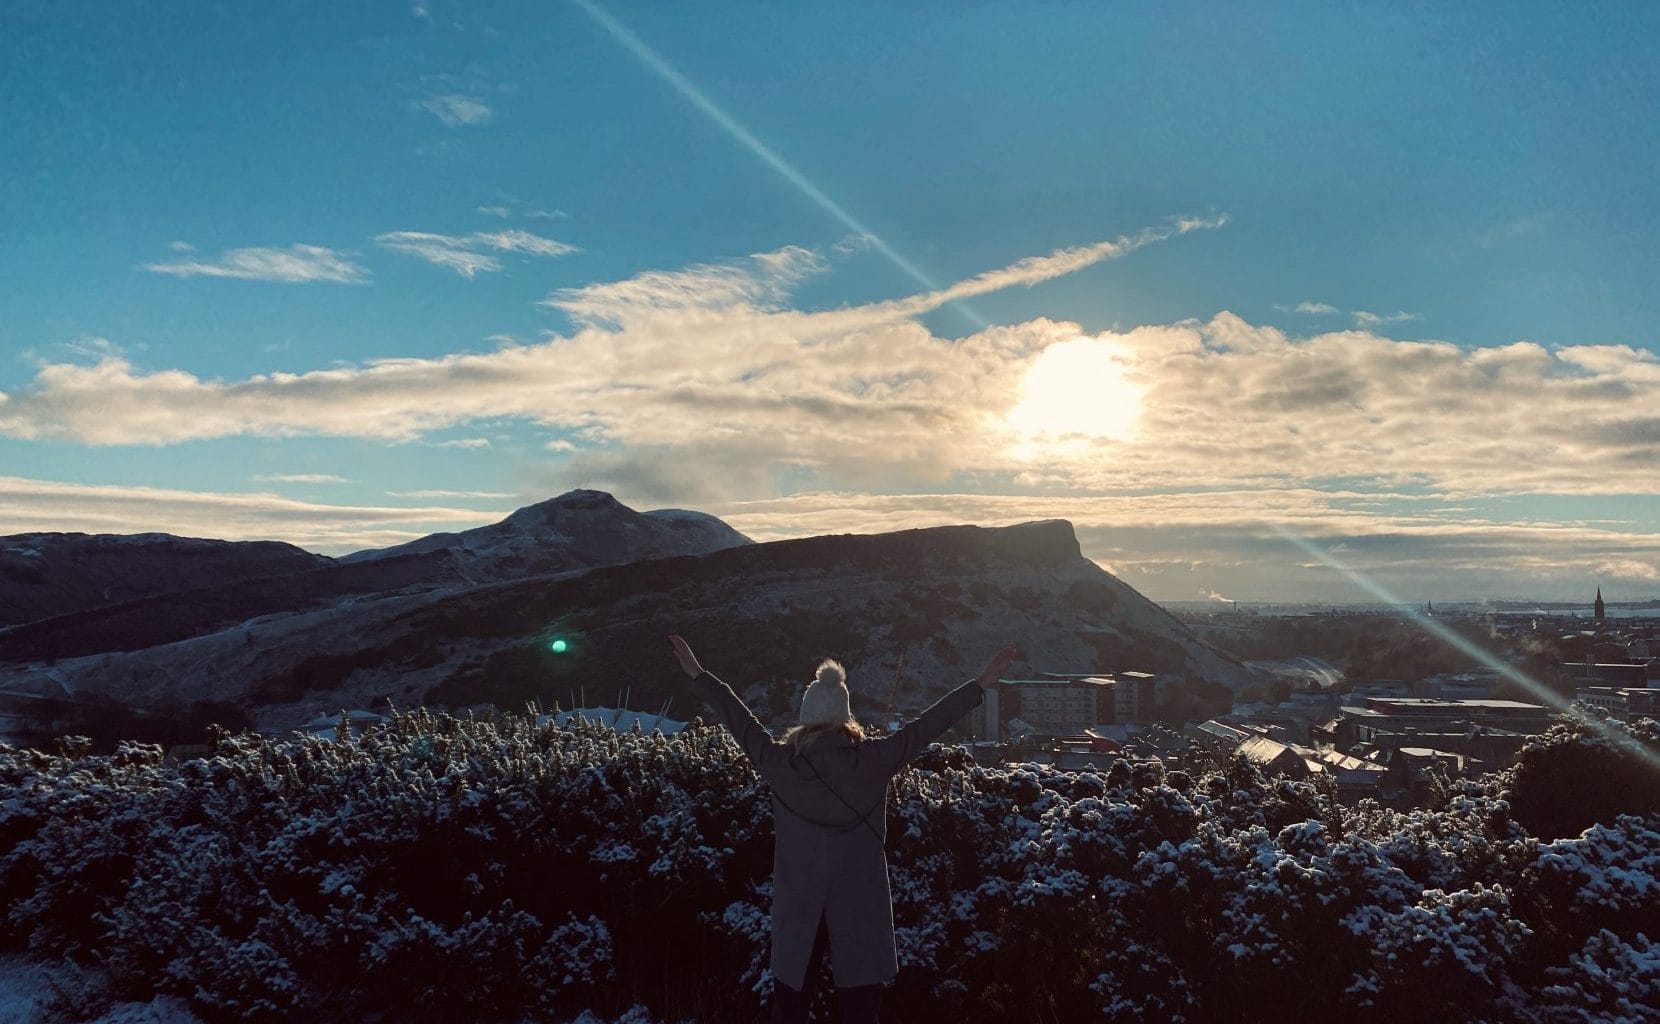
[
  {"xmin": 1276, "ymin": 300, "xmax": 1339, "ymax": 315},
  {"xmin": 544, "ymin": 245, "xmax": 826, "ymax": 325},
  {"xmin": 21, "ymin": 336, "xmax": 127, "ymax": 367},
  {"xmin": 142, "ymin": 244, "xmax": 368, "ymax": 284},
  {"xmin": 0, "ymin": 476, "xmax": 496, "ymax": 552},
  {"xmin": 831, "ymin": 215, "xmax": 1228, "ymax": 329},
  {"xmin": 252, "ymin": 473, "xmax": 349, "ymax": 484},
  {"xmin": 418, "ymin": 93, "xmax": 492, "ymax": 127},
  {"xmin": 477, "ymin": 203, "xmax": 565, "ymax": 220},
  {"xmin": 1277, "ymin": 302, "xmax": 1420, "ymax": 328},
  {"xmin": 831, "ymin": 233, "xmax": 877, "ymax": 257},
  {"xmin": 388, "ymin": 488, "xmax": 515, "ymax": 499},
  {"xmin": 435, "ymin": 438, "xmax": 491, "ymax": 448},
  {"xmin": 375, "ymin": 229, "xmax": 577, "ymax": 277},
  {"xmin": 1353, "ymin": 309, "xmax": 1419, "ymax": 327},
  {"xmin": 16, "ymin": 216, "xmax": 1660, "ymax": 515},
  {"xmin": 696, "ymin": 489, "xmax": 1660, "ymax": 601},
  {"xmin": 15, "ymin": 213, "xmax": 1660, "ymax": 597}
]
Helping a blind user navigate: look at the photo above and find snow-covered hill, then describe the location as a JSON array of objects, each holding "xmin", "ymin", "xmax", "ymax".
[
  {"xmin": 340, "ymin": 489, "xmax": 751, "ymax": 583},
  {"xmin": 0, "ymin": 513, "xmax": 1253, "ymax": 733},
  {"xmin": 0, "ymin": 490, "xmax": 752, "ymax": 664},
  {"xmin": 0, "ymin": 533, "xmax": 327, "ymax": 628}
]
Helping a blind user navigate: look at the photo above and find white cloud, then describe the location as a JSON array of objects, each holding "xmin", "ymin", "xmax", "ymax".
[
  {"xmin": 419, "ymin": 93, "xmax": 492, "ymax": 127},
  {"xmin": 6, "ymin": 471, "xmax": 1647, "ymax": 597},
  {"xmin": 0, "ymin": 476, "xmax": 498, "ymax": 553},
  {"xmin": 1353, "ymin": 309, "xmax": 1419, "ymax": 327},
  {"xmin": 12, "ymin": 213, "xmax": 1660, "ymax": 591},
  {"xmin": 435, "ymin": 438, "xmax": 491, "ymax": 448},
  {"xmin": 1593, "ymin": 559, "xmax": 1660, "ymax": 582},
  {"xmin": 1276, "ymin": 300, "xmax": 1339, "ymax": 315},
  {"xmin": 1278, "ymin": 303, "xmax": 1420, "ymax": 328},
  {"xmin": 831, "ymin": 233, "xmax": 877, "ymax": 257},
  {"xmin": 22, "ymin": 336, "xmax": 126, "ymax": 367},
  {"xmin": 823, "ymin": 215, "xmax": 1227, "ymax": 330},
  {"xmin": 695, "ymin": 489, "xmax": 1660, "ymax": 601},
  {"xmin": 477, "ymin": 203, "xmax": 566, "ymax": 220},
  {"xmin": 388, "ymin": 489, "xmax": 516, "ymax": 499},
  {"xmin": 142, "ymin": 244, "xmax": 368, "ymax": 284},
  {"xmin": 375, "ymin": 229, "xmax": 577, "ymax": 277},
  {"xmin": 544, "ymin": 245, "xmax": 826, "ymax": 325},
  {"xmin": 168, "ymin": 240, "xmax": 195, "ymax": 253},
  {"xmin": 252, "ymin": 473, "xmax": 349, "ymax": 484}
]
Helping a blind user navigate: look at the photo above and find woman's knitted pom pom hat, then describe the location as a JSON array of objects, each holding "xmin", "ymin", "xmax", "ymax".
[{"xmin": 799, "ymin": 658, "xmax": 852, "ymax": 725}]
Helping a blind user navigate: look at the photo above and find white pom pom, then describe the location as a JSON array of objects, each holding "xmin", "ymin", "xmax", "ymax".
[{"xmin": 815, "ymin": 659, "xmax": 846, "ymax": 689}]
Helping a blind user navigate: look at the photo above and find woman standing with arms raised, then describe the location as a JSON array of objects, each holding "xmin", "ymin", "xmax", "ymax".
[{"xmin": 668, "ymin": 634, "xmax": 1018, "ymax": 1024}]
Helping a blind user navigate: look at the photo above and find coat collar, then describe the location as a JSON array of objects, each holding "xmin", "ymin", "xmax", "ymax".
[{"xmin": 798, "ymin": 728, "xmax": 858, "ymax": 750}]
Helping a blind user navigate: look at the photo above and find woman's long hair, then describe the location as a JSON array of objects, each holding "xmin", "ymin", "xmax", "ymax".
[{"xmin": 780, "ymin": 720, "xmax": 865, "ymax": 753}]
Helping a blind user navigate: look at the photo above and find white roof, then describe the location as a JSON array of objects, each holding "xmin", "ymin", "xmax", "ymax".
[
  {"xmin": 302, "ymin": 709, "xmax": 387, "ymax": 729},
  {"xmin": 541, "ymin": 707, "xmax": 687, "ymax": 734}
]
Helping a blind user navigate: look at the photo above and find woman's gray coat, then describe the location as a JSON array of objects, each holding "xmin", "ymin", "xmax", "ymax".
[{"xmin": 691, "ymin": 669, "xmax": 985, "ymax": 990}]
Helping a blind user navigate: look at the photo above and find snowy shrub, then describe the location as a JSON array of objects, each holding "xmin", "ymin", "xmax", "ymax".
[
  {"xmin": 1528, "ymin": 929, "xmax": 1660, "ymax": 1024},
  {"xmin": 1502, "ymin": 716, "xmax": 1660, "ymax": 841},
  {"xmin": 1, "ymin": 712, "xmax": 1657, "ymax": 1023}
]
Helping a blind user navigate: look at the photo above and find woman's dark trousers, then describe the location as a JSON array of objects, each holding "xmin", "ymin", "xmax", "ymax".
[{"xmin": 770, "ymin": 915, "xmax": 882, "ymax": 1023}]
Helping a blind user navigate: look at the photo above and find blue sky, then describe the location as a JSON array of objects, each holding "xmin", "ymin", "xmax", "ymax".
[{"xmin": 2, "ymin": 0, "xmax": 1657, "ymax": 602}]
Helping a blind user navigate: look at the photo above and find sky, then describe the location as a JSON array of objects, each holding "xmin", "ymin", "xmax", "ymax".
[{"xmin": 2, "ymin": 0, "xmax": 1658, "ymax": 604}]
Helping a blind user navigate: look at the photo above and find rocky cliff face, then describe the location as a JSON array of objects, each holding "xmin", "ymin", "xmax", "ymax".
[{"xmin": 0, "ymin": 508, "xmax": 1252, "ymax": 734}]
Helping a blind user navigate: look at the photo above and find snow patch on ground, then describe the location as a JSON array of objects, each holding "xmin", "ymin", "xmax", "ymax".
[{"xmin": 0, "ymin": 956, "xmax": 205, "ymax": 1024}]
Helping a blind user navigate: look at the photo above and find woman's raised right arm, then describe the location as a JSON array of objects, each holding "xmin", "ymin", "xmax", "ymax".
[{"xmin": 670, "ymin": 634, "xmax": 787, "ymax": 774}]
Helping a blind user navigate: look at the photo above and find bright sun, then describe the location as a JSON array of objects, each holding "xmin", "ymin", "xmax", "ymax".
[{"xmin": 1005, "ymin": 338, "xmax": 1144, "ymax": 454}]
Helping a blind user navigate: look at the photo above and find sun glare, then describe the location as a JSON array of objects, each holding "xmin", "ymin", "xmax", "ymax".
[{"xmin": 1005, "ymin": 338, "xmax": 1144, "ymax": 455}]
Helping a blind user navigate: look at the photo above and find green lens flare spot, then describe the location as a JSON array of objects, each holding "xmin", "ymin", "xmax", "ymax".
[{"xmin": 549, "ymin": 639, "xmax": 568, "ymax": 653}]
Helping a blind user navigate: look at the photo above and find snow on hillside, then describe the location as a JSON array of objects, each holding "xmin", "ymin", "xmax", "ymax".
[
  {"xmin": 0, "ymin": 532, "xmax": 328, "ymax": 629},
  {"xmin": 0, "ymin": 517, "xmax": 1254, "ymax": 739},
  {"xmin": 339, "ymin": 489, "xmax": 751, "ymax": 580}
]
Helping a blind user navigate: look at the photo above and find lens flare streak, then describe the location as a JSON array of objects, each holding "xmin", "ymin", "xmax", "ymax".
[{"xmin": 571, "ymin": 0, "xmax": 986, "ymax": 328}]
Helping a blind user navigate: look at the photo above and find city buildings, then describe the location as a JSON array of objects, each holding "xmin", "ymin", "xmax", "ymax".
[
  {"xmin": 978, "ymin": 676, "xmax": 1114, "ymax": 742},
  {"xmin": 977, "ymin": 668, "xmax": 1172, "ymax": 743},
  {"xmin": 1335, "ymin": 697, "xmax": 1554, "ymax": 742}
]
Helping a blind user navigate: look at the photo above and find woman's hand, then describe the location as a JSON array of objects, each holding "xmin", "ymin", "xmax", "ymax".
[
  {"xmin": 668, "ymin": 634, "xmax": 704, "ymax": 679},
  {"xmin": 976, "ymin": 644, "xmax": 1019, "ymax": 691}
]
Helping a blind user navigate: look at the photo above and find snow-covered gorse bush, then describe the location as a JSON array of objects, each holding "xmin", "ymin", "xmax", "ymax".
[{"xmin": 0, "ymin": 712, "xmax": 1656, "ymax": 1023}]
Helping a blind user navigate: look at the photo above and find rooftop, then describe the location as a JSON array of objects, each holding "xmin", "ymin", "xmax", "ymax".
[
  {"xmin": 1398, "ymin": 747, "xmax": 1465, "ymax": 758},
  {"xmin": 1367, "ymin": 697, "xmax": 1547, "ymax": 710}
]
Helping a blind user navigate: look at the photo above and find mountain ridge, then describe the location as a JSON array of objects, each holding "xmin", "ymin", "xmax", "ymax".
[
  {"xmin": 0, "ymin": 489, "xmax": 752, "ymax": 662},
  {"xmin": 0, "ymin": 506, "xmax": 1255, "ymax": 735}
]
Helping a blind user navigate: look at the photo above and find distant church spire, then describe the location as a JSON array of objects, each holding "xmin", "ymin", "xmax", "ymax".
[{"xmin": 1594, "ymin": 586, "xmax": 1605, "ymax": 622}]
